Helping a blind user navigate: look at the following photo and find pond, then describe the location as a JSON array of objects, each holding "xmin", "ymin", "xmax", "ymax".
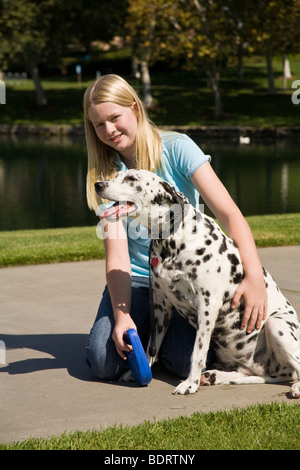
[{"xmin": 0, "ymin": 135, "xmax": 299, "ymax": 231}]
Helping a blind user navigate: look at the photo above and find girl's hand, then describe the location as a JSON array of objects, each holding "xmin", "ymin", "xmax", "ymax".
[
  {"xmin": 231, "ymin": 275, "xmax": 268, "ymax": 334},
  {"xmin": 112, "ymin": 315, "xmax": 137, "ymax": 360}
]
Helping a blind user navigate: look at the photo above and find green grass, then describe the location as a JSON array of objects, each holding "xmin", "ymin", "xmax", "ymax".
[
  {"xmin": 0, "ymin": 226, "xmax": 105, "ymax": 267},
  {"xmin": 243, "ymin": 213, "xmax": 300, "ymax": 247},
  {"xmin": 1, "ymin": 402, "xmax": 299, "ymax": 450},
  {"xmin": 0, "ymin": 213, "xmax": 299, "ymax": 267},
  {"xmin": 1, "ymin": 54, "xmax": 300, "ymax": 127}
]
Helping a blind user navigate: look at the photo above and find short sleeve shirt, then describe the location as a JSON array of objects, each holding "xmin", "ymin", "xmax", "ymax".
[{"xmin": 102, "ymin": 132, "xmax": 211, "ymax": 277}]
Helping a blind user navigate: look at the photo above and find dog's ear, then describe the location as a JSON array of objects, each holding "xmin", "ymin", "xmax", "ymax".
[{"xmin": 159, "ymin": 181, "xmax": 188, "ymax": 208}]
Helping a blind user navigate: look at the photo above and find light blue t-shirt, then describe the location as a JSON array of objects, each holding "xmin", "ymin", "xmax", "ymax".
[{"xmin": 104, "ymin": 132, "xmax": 211, "ymax": 277}]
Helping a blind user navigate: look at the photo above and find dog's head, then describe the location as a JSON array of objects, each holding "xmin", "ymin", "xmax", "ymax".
[{"xmin": 95, "ymin": 169, "xmax": 189, "ymax": 230}]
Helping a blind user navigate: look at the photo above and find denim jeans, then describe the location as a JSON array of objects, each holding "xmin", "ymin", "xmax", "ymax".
[{"xmin": 86, "ymin": 276, "xmax": 212, "ymax": 381}]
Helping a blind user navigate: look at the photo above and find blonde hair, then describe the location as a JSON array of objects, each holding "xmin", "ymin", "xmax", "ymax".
[{"xmin": 83, "ymin": 74, "xmax": 162, "ymax": 211}]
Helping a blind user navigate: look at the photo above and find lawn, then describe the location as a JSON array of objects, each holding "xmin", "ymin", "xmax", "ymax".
[
  {"xmin": 1, "ymin": 402, "xmax": 299, "ymax": 450},
  {"xmin": 1, "ymin": 54, "xmax": 299, "ymax": 127},
  {"xmin": 0, "ymin": 213, "xmax": 299, "ymax": 267}
]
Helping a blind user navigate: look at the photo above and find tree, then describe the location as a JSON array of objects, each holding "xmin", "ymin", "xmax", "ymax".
[
  {"xmin": 172, "ymin": 0, "xmax": 235, "ymax": 117},
  {"xmin": 249, "ymin": 0, "xmax": 300, "ymax": 94},
  {"xmin": 126, "ymin": 0, "xmax": 182, "ymax": 107},
  {"xmin": 0, "ymin": 0, "xmax": 77, "ymax": 105},
  {"xmin": 0, "ymin": 0, "xmax": 126, "ymax": 106}
]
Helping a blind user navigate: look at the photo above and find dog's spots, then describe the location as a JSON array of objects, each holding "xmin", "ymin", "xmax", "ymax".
[
  {"xmin": 169, "ymin": 239, "xmax": 176, "ymax": 250},
  {"xmin": 188, "ymin": 268, "xmax": 198, "ymax": 280},
  {"xmin": 123, "ymin": 174, "xmax": 139, "ymax": 183},
  {"xmin": 227, "ymin": 253, "xmax": 240, "ymax": 266},
  {"xmin": 109, "ymin": 169, "xmax": 300, "ymax": 395},
  {"xmin": 219, "ymin": 237, "xmax": 228, "ymax": 254},
  {"xmin": 232, "ymin": 273, "xmax": 244, "ymax": 284}
]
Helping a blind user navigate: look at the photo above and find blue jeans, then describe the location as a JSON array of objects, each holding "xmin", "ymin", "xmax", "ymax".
[{"xmin": 86, "ymin": 276, "xmax": 212, "ymax": 381}]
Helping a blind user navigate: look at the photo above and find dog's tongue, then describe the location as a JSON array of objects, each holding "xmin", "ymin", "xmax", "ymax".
[{"xmin": 99, "ymin": 201, "xmax": 136, "ymax": 220}]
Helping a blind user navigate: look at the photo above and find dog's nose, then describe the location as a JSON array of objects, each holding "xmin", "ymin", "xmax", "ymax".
[{"xmin": 95, "ymin": 181, "xmax": 105, "ymax": 193}]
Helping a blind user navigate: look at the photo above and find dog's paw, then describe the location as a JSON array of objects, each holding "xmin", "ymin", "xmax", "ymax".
[
  {"xmin": 119, "ymin": 370, "xmax": 134, "ymax": 382},
  {"xmin": 290, "ymin": 381, "xmax": 300, "ymax": 399},
  {"xmin": 173, "ymin": 379, "xmax": 199, "ymax": 395},
  {"xmin": 200, "ymin": 371, "xmax": 216, "ymax": 386}
]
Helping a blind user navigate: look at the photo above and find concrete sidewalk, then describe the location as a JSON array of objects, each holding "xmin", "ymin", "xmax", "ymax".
[{"xmin": 0, "ymin": 246, "xmax": 299, "ymax": 444}]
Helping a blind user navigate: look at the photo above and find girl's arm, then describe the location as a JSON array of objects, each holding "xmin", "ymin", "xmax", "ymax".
[
  {"xmin": 191, "ymin": 162, "xmax": 267, "ymax": 333},
  {"xmin": 101, "ymin": 218, "xmax": 137, "ymax": 358}
]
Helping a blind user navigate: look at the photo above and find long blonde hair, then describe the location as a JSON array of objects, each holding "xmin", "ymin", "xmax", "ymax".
[{"xmin": 83, "ymin": 74, "xmax": 162, "ymax": 211}]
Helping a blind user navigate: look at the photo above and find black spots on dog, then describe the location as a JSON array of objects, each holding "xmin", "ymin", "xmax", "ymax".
[
  {"xmin": 227, "ymin": 253, "xmax": 240, "ymax": 266},
  {"xmin": 195, "ymin": 248, "xmax": 206, "ymax": 256},
  {"xmin": 231, "ymin": 320, "xmax": 242, "ymax": 330},
  {"xmin": 203, "ymin": 254, "xmax": 212, "ymax": 263},
  {"xmin": 152, "ymin": 193, "xmax": 164, "ymax": 205},
  {"xmin": 209, "ymin": 373, "xmax": 216, "ymax": 385},
  {"xmin": 160, "ymin": 245, "xmax": 171, "ymax": 260},
  {"xmin": 174, "ymin": 290, "xmax": 185, "ymax": 302},
  {"xmin": 154, "ymin": 304, "xmax": 164, "ymax": 312},
  {"xmin": 219, "ymin": 236, "xmax": 228, "ymax": 255},
  {"xmin": 204, "ymin": 218, "xmax": 219, "ymax": 241},
  {"xmin": 169, "ymin": 239, "xmax": 176, "ymax": 250},
  {"xmin": 247, "ymin": 332, "xmax": 258, "ymax": 343},
  {"xmin": 123, "ymin": 174, "xmax": 139, "ymax": 183},
  {"xmin": 205, "ymin": 239, "xmax": 212, "ymax": 246},
  {"xmin": 278, "ymin": 330, "xmax": 284, "ymax": 336},
  {"xmin": 236, "ymin": 342, "xmax": 245, "ymax": 351},
  {"xmin": 188, "ymin": 267, "xmax": 198, "ymax": 280},
  {"xmin": 286, "ymin": 320, "xmax": 299, "ymax": 341},
  {"xmin": 232, "ymin": 273, "xmax": 244, "ymax": 285}
]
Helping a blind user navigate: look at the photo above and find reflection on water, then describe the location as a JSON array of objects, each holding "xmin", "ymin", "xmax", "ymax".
[{"xmin": 0, "ymin": 135, "xmax": 299, "ymax": 231}]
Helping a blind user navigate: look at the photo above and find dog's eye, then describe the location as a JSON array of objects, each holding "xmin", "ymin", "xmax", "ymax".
[{"xmin": 124, "ymin": 175, "xmax": 139, "ymax": 182}]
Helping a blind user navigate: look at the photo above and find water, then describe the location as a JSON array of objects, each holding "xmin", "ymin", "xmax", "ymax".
[{"xmin": 0, "ymin": 135, "xmax": 299, "ymax": 231}]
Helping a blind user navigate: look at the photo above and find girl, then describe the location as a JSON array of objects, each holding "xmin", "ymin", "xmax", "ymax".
[{"xmin": 84, "ymin": 74, "xmax": 267, "ymax": 381}]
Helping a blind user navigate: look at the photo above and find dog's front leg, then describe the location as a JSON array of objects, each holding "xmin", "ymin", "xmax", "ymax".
[
  {"xmin": 146, "ymin": 301, "xmax": 173, "ymax": 368},
  {"xmin": 173, "ymin": 306, "xmax": 215, "ymax": 395}
]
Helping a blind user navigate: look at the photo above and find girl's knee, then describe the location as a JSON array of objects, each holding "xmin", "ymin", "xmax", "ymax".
[{"xmin": 85, "ymin": 341, "xmax": 127, "ymax": 381}]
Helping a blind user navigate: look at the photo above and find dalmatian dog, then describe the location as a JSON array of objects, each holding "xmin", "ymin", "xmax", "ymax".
[{"xmin": 95, "ymin": 169, "xmax": 300, "ymax": 397}]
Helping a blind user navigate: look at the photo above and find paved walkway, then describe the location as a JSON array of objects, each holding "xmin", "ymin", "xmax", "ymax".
[{"xmin": 0, "ymin": 246, "xmax": 299, "ymax": 444}]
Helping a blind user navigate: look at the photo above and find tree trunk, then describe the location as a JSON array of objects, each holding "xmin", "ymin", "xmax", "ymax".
[
  {"xmin": 266, "ymin": 52, "xmax": 276, "ymax": 94},
  {"xmin": 282, "ymin": 54, "xmax": 292, "ymax": 89},
  {"xmin": 237, "ymin": 44, "xmax": 244, "ymax": 84},
  {"xmin": 140, "ymin": 61, "xmax": 153, "ymax": 108},
  {"xmin": 29, "ymin": 60, "xmax": 48, "ymax": 106},
  {"xmin": 208, "ymin": 61, "xmax": 223, "ymax": 117},
  {"xmin": 131, "ymin": 55, "xmax": 141, "ymax": 80}
]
